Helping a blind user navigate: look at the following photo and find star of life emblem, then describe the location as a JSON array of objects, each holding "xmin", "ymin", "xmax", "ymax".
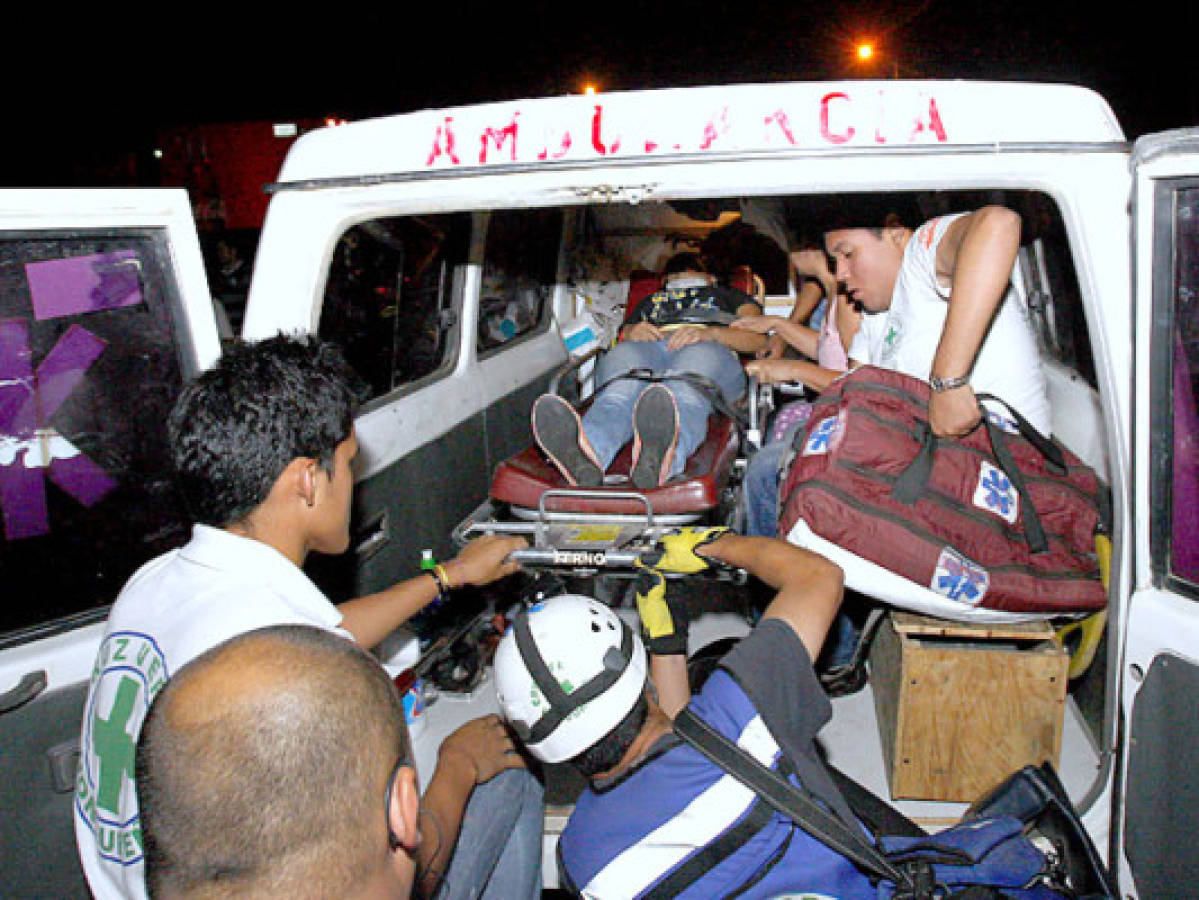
[
  {"xmin": 931, "ymin": 547, "xmax": 990, "ymax": 605},
  {"xmin": 802, "ymin": 413, "xmax": 842, "ymax": 456},
  {"xmin": 983, "ymin": 407, "xmax": 1020, "ymax": 434},
  {"xmin": 973, "ymin": 460, "xmax": 1019, "ymax": 524}
]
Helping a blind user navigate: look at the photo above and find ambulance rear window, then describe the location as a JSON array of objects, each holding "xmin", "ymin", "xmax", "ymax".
[{"xmin": 0, "ymin": 233, "xmax": 189, "ymax": 640}]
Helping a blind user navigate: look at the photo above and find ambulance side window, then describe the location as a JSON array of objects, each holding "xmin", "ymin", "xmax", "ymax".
[
  {"xmin": 1018, "ymin": 193, "xmax": 1097, "ymax": 388},
  {"xmin": 1163, "ymin": 185, "xmax": 1199, "ymax": 591},
  {"xmin": 477, "ymin": 209, "xmax": 561, "ymax": 354},
  {"xmin": 0, "ymin": 233, "xmax": 190, "ymax": 640},
  {"xmin": 319, "ymin": 215, "xmax": 471, "ymax": 403}
]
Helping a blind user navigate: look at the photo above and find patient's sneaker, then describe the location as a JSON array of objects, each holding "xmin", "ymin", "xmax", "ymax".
[
  {"xmin": 532, "ymin": 394, "xmax": 604, "ymax": 487},
  {"xmin": 631, "ymin": 384, "xmax": 680, "ymax": 490}
]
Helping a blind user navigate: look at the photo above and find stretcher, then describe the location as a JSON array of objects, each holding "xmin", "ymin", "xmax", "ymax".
[
  {"xmin": 453, "ymin": 408, "xmax": 747, "ymax": 578},
  {"xmin": 453, "ymin": 273, "xmax": 770, "ymax": 575}
]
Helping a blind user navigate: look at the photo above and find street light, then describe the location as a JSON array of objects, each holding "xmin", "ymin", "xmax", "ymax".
[{"xmin": 852, "ymin": 38, "xmax": 898, "ymax": 78}]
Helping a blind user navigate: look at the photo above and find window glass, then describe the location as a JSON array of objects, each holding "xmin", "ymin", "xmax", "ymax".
[
  {"xmin": 1016, "ymin": 193, "xmax": 1097, "ymax": 388},
  {"xmin": 477, "ymin": 209, "xmax": 561, "ymax": 353},
  {"xmin": 320, "ymin": 215, "xmax": 471, "ymax": 402},
  {"xmin": 0, "ymin": 234, "xmax": 189, "ymax": 639},
  {"xmin": 1170, "ymin": 187, "xmax": 1199, "ymax": 586}
]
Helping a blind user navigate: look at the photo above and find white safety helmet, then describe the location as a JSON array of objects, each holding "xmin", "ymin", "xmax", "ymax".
[{"xmin": 493, "ymin": 594, "xmax": 648, "ymax": 764}]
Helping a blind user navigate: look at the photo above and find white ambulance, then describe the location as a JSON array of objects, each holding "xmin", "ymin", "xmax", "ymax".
[{"xmin": 0, "ymin": 81, "xmax": 1193, "ymax": 897}]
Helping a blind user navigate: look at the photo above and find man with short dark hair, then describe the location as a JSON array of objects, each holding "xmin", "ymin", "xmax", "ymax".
[
  {"xmin": 137, "ymin": 624, "xmax": 422, "ymax": 898},
  {"xmin": 742, "ymin": 203, "xmax": 1051, "ymax": 539},
  {"xmin": 76, "ymin": 334, "xmax": 541, "ymax": 900},
  {"xmin": 827, "ymin": 205, "xmax": 1049, "ymax": 437}
]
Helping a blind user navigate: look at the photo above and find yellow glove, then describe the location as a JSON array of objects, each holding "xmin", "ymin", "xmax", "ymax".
[
  {"xmin": 644, "ymin": 527, "xmax": 729, "ymax": 574},
  {"xmin": 634, "ymin": 564, "xmax": 687, "ymax": 655}
]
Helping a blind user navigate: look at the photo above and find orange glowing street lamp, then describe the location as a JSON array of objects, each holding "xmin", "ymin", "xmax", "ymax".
[{"xmin": 852, "ymin": 38, "xmax": 899, "ymax": 77}]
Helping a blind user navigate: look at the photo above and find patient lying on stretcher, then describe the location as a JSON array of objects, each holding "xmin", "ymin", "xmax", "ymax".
[{"xmin": 531, "ymin": 253, "xmax": 765, "ymax": 490}]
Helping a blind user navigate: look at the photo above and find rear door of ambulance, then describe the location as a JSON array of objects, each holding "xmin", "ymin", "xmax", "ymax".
[
  {"xmin": 1117, "ymin": 129, "xmax": 1199, "ymax": 898},
  {"xmin": 0, "ymin": 189, "xmax": 221, "ymax": 898}
]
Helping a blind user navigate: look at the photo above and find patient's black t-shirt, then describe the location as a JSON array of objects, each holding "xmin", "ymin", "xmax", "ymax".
[{"xmin": 628, "ymin": 282, "xmax": 759, "ymax": 327}]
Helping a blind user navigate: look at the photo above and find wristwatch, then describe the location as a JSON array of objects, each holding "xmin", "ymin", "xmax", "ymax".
[{"xmin": 929, "ymin": 373, "xmax": 970, "ymax": 392}]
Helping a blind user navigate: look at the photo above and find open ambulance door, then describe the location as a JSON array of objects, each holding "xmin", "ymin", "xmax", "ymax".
[
  {"xmin": 0, "ymin": 189, "xmax": 221, "ymax": 897},
  {"xmin": 1119, "ymin": 130, "xmax": 1199, "ymax": 898}
]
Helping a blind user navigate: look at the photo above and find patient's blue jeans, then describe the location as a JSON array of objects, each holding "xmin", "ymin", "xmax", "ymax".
[
  {"xmin": 585, "ymin": 339, "xmax": 746, "ymax": 478},
  {"xmin": 744, "ymin": 428, "xmax": 793, "ymax": 538},
  {"xmin": 438, "ymin": 767, "xmax": 544, "ymax": 899},
  {"xmin": 744, "ymin": 421, "xmax": 860, "ymax": 669}
]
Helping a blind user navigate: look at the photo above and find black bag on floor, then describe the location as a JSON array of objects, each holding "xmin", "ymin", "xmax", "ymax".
[{"xmin": 965, "ymin": 763, "xmax": 1116, "ymax": 899}]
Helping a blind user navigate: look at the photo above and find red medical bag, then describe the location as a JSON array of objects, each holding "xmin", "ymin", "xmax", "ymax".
[{"xmin": 778, "ymin": 367, "xmax": 1107, "ymax": 614}]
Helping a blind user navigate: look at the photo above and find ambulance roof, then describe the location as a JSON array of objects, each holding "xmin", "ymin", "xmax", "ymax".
[{"xmin": 274, "ymin": 80, "xmax": 1126, "ymax": 186}]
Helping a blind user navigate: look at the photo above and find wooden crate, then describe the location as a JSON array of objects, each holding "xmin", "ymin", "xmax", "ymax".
[{"xmin": 869, "ymin": 611, "xmax": 1068, "ymax": 802}]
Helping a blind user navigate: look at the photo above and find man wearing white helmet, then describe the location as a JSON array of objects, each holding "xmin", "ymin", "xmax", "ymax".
[{"xmin": 495, "ymin": 532, "xmax": 887, "ymax": 899}]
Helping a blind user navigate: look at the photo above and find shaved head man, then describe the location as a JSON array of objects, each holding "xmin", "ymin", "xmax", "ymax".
[{"xmin": 135, "ymin": 625, "xmax": 420, "ymax": 899}]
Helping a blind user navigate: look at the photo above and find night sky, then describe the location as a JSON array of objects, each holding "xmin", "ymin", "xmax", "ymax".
[{"xmin": 2, "ymin": 1, "xmax": 1194, "ymax": 185}]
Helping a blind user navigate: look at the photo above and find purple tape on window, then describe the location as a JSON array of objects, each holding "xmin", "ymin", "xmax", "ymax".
[
  {"xmin": 0, "ymin": 319, "xmax": 116, "ymax": 540},
  {"xmin": 25, "ymin": 251, "xmax": 144, "ymax": 320}
]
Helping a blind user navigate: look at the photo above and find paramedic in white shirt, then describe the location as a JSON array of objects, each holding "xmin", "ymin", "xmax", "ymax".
[
  {"xmin": 75, "ymin": 334, "xmax": 539, "ymax": 900},
  {"xmin": 742, "ymin": 204, "xmax": 1051, "ymax": 543},
  {"xmin": 833, "ymin": 205, "xmax": 1050, "ymax": 436}
]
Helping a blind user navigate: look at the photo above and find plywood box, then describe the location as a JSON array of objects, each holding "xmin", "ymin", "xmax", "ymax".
[{"xmin": 870, "ymin": 611, "xmax": 1069, "ymax": 802}]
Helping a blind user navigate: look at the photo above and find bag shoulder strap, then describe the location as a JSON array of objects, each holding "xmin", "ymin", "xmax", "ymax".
[
  {"xmin": 890, "ymin": 405, "xmax": 1051, "ymax": 554},
  {"xmin": 974, "ymin": 392, "xmax": 1066, "ymax": 474},
  {"xmin": 672, "ymin": 707, "xmax": 910, "ymax": 889}
]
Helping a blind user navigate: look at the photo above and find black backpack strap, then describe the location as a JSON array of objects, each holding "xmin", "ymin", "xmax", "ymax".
[
  {"xmin": 672, "ymin": 707, "xmax": 912, "ymax": 890},
  {"xmin": 890, "ymin": 420, "xmax": 939, "ymax": 506},
  {"xmin": 826, "ymin": 760, "xmax": 926, "ymax": 841},
  {"xmin": 569, "ymin": 726, "xmax": 786, "ymax": 899}
]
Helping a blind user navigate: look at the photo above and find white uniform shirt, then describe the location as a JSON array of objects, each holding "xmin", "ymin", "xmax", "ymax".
[
  {"xmin": 849, "ymin": 213, "xmax": 1051, "ymax": 435},
  {"xmin": 74, "ymin": 525, "xmax": 349, "ymax": 900}
]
